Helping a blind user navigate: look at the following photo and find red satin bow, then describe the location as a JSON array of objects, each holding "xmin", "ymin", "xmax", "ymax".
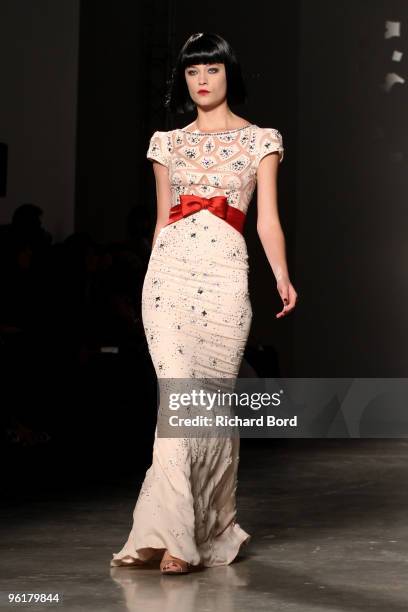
[
  {"xmin": 165, "ymin": 194, "xmax": 246, "ymax": 235},
  {"xmin": 180, "ymin": 194, "xmax": 228, "ymax": 219}
]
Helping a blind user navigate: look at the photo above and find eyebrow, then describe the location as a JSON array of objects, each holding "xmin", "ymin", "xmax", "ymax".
[{"xmin": 188, "ymin": 63, "xmax": 220, "ymax": 67}]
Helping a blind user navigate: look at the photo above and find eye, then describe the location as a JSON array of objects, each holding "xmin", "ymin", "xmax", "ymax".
[{"xmin": 186, "ymin": 67, "xmax": 219, "ymax": 76}]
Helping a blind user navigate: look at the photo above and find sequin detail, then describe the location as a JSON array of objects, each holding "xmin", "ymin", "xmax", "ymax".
[
  {"xmin": 110, "ymin": 124, "xmax": 284, "ymax": 570},
  {"xmin": 146, "ymin": 125, "xmax": 284, "ymax": 211}
]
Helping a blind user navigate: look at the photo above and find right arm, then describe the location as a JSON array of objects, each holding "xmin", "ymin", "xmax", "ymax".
[{"xmin": 150, "ymin": 160, "xmax": 171, "ymax": 249}]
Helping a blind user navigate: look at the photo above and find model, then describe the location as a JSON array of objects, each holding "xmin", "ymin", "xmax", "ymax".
[{"xmin": 110, "ymin": 32, "xmax": 298, "ymax": 575}]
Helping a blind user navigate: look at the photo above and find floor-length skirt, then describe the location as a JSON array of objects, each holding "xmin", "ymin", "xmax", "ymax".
[{"xmin": 110, "ymin": 209, "xmax": 252, "ymax": 567}]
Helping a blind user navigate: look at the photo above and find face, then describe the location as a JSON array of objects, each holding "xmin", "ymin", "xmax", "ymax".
[{"xmin": 184, "ymin": 63, "xmax": 227, "ymax": 107}]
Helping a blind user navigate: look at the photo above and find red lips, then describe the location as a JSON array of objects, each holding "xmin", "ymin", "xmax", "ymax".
[{"xmin": 198, "ymin": 90, "xmax": 209, "ymax": 94}]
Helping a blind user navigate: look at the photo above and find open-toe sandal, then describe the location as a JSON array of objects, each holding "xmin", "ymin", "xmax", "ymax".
[{"xmin": 160, "ymin": 553, "xmax": 190, "ymax": 575}]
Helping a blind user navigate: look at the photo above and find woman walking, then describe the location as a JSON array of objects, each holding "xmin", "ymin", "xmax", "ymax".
[{"xmin": 111, "ymin": 32, "xmax": 297, "ymax": 574}]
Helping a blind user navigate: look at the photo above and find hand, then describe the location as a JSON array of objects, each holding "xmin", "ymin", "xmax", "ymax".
[{"xmin": 276, "ymin": 276, "xmax": 298, "ymax": 318}]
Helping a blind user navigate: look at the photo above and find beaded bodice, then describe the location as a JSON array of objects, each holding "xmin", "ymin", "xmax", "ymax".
[{"xmin": 146, "ymin": 124, "xmax": 284, "ymax": 215}]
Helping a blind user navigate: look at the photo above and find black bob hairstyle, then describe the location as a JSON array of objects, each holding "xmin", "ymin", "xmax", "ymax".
[{"xmin": 165, "ymin": 32, "xmax": 247, "ymax": 114}]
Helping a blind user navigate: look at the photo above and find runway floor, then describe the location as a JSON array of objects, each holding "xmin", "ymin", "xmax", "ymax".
[{"xmin": 1, "ymin": 438, "xmax": 407, "ymax": 612}]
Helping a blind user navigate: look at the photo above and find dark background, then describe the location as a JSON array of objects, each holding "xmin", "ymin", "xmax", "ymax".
[
  {"xmin": 74, "ymin": 0, "xmax": 408, "ymax": 376},
  {"xmin": 0, "ymin": 0, "xmax": 406, "ymax": 497}
]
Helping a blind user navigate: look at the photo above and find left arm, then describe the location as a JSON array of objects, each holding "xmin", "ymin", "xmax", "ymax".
[{"xmin": 256, "ymin": 152, "xmax": 298, "ymax": 318}]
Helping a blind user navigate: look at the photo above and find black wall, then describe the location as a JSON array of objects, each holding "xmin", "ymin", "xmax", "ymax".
[
  {"xmin": 294, "ymin": 0, "xmax": 408, "ymax": 375},
  {"xmin": 75, "ymin": 0, "xmax": 407, "ymax": 376}
]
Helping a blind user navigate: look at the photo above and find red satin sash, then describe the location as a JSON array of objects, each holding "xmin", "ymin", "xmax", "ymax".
[{"xmin": 165, "ymin": 194, "xmax": 246, "ymax": 235}]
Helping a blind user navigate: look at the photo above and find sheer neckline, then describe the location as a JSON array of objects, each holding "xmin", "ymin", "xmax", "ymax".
[{"xmin": 178, "ymin": 123, "xmax": 255, "ymax": 135}]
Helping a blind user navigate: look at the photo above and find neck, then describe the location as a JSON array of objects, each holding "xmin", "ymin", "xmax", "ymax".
[{"xmin": 194, "ymin": 103, "xmax": 237, "ymax": 132}]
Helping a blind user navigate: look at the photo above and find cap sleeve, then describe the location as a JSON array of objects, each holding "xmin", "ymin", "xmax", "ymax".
[
  {"xmin": 146, "ymin": 131, "xmax": 170, "ymax": 167},
  {"xmin": 256, "ymin": 127, "xmax": 284, "ymax": 168}
]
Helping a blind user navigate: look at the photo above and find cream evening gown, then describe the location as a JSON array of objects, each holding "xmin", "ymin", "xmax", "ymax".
[{"xmin": 110, "ymin": 123, "xmax": 284, "ymax": 568}]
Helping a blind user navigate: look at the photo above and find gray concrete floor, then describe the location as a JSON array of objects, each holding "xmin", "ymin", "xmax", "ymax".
[{"xmin": 1, "ymin": 439, "xmax": 408, "ymax": 611}]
